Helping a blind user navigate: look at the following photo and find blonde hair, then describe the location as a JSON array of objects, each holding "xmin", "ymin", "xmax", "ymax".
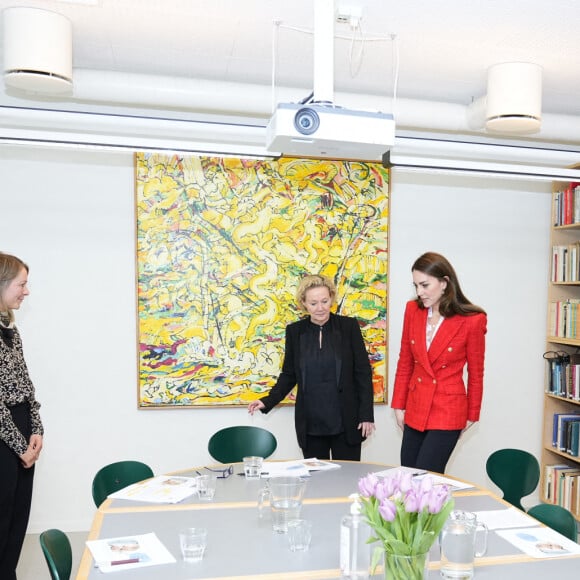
[
  {"xmin": 295, "ymin": 274, "xmax": 337, "ymax": 313},
  {"xmin": 0, "ymin": 252, "xmax": 29, "ymax": 323}
]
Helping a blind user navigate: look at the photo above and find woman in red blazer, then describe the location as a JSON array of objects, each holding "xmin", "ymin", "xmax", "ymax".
[{"xmin": 391, "ymin": 252, "xmax": 486, "ymax": 473}]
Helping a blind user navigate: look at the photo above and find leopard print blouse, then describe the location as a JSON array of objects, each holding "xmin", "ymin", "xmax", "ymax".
[{"xmin": 0, "ymin": 323, "xmax": 43, "ymax": 456}]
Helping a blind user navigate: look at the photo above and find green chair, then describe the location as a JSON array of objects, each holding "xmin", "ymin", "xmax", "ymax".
[
  {"xmin": 92, "ymin": 460, "xmax": 154, "ymax": 507},
  {"xmin": 39, "ymin": 529, "xmax": 72, "ymax": 580},
  {"xmin": 528, "ymin": 503, "xmax": 578, "ymax": 542},
  {"xmin": 486, "ymin": 448, "xmax": 540, "ymax": 510},
  {"xmin": 208, "ymin": 426, "xmax": 277, "ymax": 463}
]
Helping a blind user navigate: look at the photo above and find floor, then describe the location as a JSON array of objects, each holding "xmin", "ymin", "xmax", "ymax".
[{"xmin": 17, "ymin": 531, "xmax": 87, "ymax": 580}]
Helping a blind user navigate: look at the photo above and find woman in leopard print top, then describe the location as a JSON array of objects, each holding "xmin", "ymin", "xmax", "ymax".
[{"xmin": 0, "ymin": 252, "xmax": 43, "ymax": 580}]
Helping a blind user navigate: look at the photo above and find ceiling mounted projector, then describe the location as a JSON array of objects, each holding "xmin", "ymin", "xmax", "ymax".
[{"xmin": 265, "ymin": 103, "xmax": 395, "ymax": 162}]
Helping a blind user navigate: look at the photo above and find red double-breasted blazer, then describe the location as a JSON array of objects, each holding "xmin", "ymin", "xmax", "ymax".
[{"xmin": 391, "ymin": 300, "xmax": 487, "ymax": 431}]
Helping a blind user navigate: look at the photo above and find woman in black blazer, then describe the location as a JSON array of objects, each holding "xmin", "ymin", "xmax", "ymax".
[{"xmin": 248, "ymin": 274, "xmax": 375, "ymax": 460}]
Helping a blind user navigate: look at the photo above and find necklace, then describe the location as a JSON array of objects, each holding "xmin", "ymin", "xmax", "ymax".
[{"xmin": 426, "ymin": 307, "xmax": 444, "ymax": 347}]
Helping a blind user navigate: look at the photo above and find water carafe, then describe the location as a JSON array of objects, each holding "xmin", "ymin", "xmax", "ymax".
[
  {"xmin": 257, "ymin": 476, "xmax": 307, "ymax": 533},
  {"xmin": 439, "ymin": 510, "xmax": 488, "ymax": 579}
]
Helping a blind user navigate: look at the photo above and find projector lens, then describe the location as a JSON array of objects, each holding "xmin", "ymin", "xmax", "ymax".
[{"xmin": 294, "ymin": 108, "xmax": 320, "ymax": 135}]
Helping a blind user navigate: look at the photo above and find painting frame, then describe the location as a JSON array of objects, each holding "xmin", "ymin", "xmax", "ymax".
[{"xmin": 135, "ymin": 153, "xmax": 389, "ymax": 408}]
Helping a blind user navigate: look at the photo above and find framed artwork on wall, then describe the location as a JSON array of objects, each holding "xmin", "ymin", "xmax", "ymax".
[{"xmin": 135, "ymin": 153, "xmax": 389, "ymax": 407}]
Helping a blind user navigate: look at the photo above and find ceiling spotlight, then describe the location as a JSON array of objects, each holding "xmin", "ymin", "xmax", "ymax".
[
  {"xmin": 485, "ymin": 62, "xmax": 542, "ymax": 135},
  {"xmin": 3, "ymin": 7, "xmax": 73, "ymax": 95}
]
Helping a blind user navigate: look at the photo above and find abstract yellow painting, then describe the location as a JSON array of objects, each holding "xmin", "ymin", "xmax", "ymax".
[{"xmin": 135, "ymin": 153, "xmax": 389, "ymax": 407}]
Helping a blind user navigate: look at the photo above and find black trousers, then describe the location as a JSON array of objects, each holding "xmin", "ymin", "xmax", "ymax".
[
  {"xmin": 400, "ymin": 424, "xmax": 461, "ymax": 474},
  {"xmin": 302, "ymin": 432, "xmax": 361, "ymax": 461},
  {"xmin": 0, "ymin": 403, "xmax": 35, "ymax": 580}
]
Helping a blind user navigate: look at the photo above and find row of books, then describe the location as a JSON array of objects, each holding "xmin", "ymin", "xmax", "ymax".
[
  {"xmin": 553, "ymin": 183, "xmax": 580, "ymax": 226},
  {"xmin": 548, "ymin": 300, "xmax": 580, "ymax": 339},
  {"xmin": 551, "ymin": 243, "xmax": 580, "ymax": 282},
  {"xmin": 552, "ymin": 412, "xmax": 580, "ymax": 456},
  {"xmin": 544, "ymin": 463, "xmax": 580, "ymax": 516},
  {"xmin": 545, "ymin": 352, "xmax": 580, "ymax": 400}
]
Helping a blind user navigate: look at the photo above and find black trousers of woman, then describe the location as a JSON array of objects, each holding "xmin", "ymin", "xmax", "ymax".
[
  {"xmin": 302, "ymin": 432, "xmax": 361, "ymax": 461},
  {"xmin": 400, "ymin": 424, "xmax": 462, "ymax": 474},
  {"xmin": 0, "ymin": 403, "xmax": 35, "ymax": 580}
]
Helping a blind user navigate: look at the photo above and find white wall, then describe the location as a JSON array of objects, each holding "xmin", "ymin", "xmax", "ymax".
[{"xmin": 0, "ymin": 148, "xmax": 550, "ymax": 532}]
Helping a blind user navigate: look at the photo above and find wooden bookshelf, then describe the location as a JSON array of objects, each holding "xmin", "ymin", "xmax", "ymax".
[{"xmin": 542, "ymin": 175, "xmax": 580, "ymax": 522}]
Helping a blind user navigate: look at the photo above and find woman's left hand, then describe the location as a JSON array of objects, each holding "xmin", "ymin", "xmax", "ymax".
[{"xmin": 358, "ymin": 422, "xmax": 375, "ymax": 438}]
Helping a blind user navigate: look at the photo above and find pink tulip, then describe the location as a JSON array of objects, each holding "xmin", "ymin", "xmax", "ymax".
[
  {"xmin": 358, "ymin": 473, "xmax": 379, "ymax": 498},
  {"xmin": 403, "ymin": 489, "xmax": 421, "ymax": 513},
  {"xmin": 378, "ymin": 498, "xmax": 397, "ymax": 521}
]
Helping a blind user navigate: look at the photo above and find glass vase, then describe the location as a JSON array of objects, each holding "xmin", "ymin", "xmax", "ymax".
[{"xmin": 384, "ymin": 551, "xmax": 429, "ymax": 580}]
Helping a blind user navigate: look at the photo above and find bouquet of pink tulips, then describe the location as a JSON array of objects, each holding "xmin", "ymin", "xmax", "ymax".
[{"xmin": 357, "ymin": 470, "xmax": 454, "ymax": 572}]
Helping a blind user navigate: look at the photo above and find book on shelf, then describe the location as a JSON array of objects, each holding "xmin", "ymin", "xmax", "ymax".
[
  {"xmin": 560, "ymin": 470, "xmax": 580, "ymax": 512},
  {"xmin": 544, "ymin": 464, "xmax": 570, "ymax": 502},
  {"xmin": 544, "ymin": 464, "xmax": 580, "ymax": 508},
  {"xmin": 547, "ymin": 300, "xmax": 580, "ymax": 340},
  {"xmin": 569, "ymin": 420, "xmax": 580, "ymax": 457},
  {"xmin": 552, "ymin": 413, "xmax": 580, "ymax": 449},
  {"xmin": 553, "ymin": 183, "xmax": 580, "ymax": 226},
  {"xmin": 544, "ymin": 351, "xmax": 580, "ymax": 399},
  {"xmin": 558, "ymin": 416, "xmax": 580, "ymax": 452}
]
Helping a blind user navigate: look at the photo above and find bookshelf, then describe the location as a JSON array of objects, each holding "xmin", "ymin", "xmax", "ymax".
[{"xmin": 542, "ymin": 178, "xmax": 580, "ymax": 522}]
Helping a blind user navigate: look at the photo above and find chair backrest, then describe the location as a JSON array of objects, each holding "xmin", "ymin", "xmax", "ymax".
[
  {"xmin": 527, "ymin": 503, "xmax": 578, "ymax": 542},
  {"xmin": 39, "ymin": 529, "xmax": 72, "ymax": 580},
  {"xmin": 208, "ymin": 426, "xmax": 277, "ymax": 463},
  {"xmin": 92, "ymin": 460, "xmax": 154, "ymax": 507},
  {"xmin": 485, "ymin": 448, "xmax": 540, "ymax": 510}
]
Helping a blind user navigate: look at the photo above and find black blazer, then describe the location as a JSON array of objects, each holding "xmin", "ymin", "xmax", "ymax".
[{"xmin": 259, "ymin": 313, "xmax": 374, "ymax": 449}]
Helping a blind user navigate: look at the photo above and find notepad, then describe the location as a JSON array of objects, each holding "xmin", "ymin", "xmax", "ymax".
[
  {"xmin": 107, "ymin": 475, "xmax": 198, "ymax": 503},
  {"xmin": 86, "ymin": 532, "xmax": 175, "ymax": 573}
]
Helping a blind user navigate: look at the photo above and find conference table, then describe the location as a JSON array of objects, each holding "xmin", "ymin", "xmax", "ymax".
[{"xmin": 76, "ymin": 461, "xmax": 580, "ymax": 579}]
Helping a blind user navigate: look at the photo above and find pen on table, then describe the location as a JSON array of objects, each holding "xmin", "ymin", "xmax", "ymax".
[
  {"xmin": 112, "ymin": 558, "xmax": 140, "ymax": 566},
  {"xmin": 94, "ymin": 558, "xmax": 140, "ymax": 568}
]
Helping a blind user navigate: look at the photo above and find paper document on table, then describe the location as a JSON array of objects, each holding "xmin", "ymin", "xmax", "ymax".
[
  {"xmin": 261, "ymin": 458, "xmax": 340, "ymax": 478},
  {"xmin": 373, "ymin": 466, "xmax": 428, "ymax": 478},
  {"xmin": 420, "ymin": 473, "xmax": 474, "ymax": 490},
  {"xmin": 107, "ymin": 475, "xmax": 198, "ymax": 503},
  {"xmin": 86, "ymin": 532, "xmax": 176, "ymax": 573},
  {"xmin": 495, "ymin": 526, "xmax": 580, "ymax": 558},
  {"xmin": 472, "ymin": 508, "xmax": 540, "ymax": 530},
  {"xmin": 371, "ymin": 467, "xmax": 473, "ymax": 490},
  {"xmin": 302, "ymin": 458, "xmax": 341, "ymax": 471}
]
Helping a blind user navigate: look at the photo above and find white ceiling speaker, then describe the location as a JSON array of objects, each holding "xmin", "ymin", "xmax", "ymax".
[
  {"xmin": 485, "ymin": 62, "xmax": 542, "ymax": 134},
  {"xmin": 3, "ymin": 7, "xmax": 73, "ymax": 94}
]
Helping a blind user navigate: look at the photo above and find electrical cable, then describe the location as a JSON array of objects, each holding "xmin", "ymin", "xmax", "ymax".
[
  {"xmin": 391, "ymin": 34, "xmax": 400, "ymax": 119},
  {"xmin": 348, "ymin": 19, "xmax": 365, "ymax": 78},
  {"xmin": 271, "ymin": 19, "xmax": 282, "ymax": 115}
]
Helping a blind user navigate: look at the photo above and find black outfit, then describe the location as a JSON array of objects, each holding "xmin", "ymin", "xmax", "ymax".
[
  {"xmin": 258, "ymin": 313, "xmax": 374, "ymax": 460},
  {"xmin": 0, "ymin": 320, "xmax": 43, "ymax": 580}
]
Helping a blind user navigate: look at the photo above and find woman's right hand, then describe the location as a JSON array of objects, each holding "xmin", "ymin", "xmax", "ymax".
[
  {"xmin": 394, "ymin": 409, "xmax": 405, "ymax": 431},
  {"xmin": 248, "ymin": 400, "xmax": 265, "ymax": 415},
  {"xmin": 19, "ymin": 444, "xmax": 38, "ymax": 469}
]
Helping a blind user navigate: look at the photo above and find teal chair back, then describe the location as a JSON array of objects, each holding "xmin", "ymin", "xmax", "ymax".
[
  {"xmin": 92, "ymin": 460, "xmax": 154, "ymax": 507},
  {"xmin": 486, "ymin": 448, "xmax": 540, "ymax": 510},
  {"xmin": 208, "ymin": 426, "xmax": 277, "ymax": 463},
  {"xmin": 528, "ymin": 503, "xmax": 578, "ymax": 542},
  {"xmin": 39, "ymin": 529, "xmax": 72, "ymax": 580}
]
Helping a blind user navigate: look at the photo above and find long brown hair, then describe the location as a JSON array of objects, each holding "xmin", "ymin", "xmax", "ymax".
[{"xmin": 412, "ymin": 252, "xmax": 485, "ymax": 317}]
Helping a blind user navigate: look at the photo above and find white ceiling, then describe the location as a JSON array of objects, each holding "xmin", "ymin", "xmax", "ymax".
[{"xmin": 1, "ymin": 0, "xmax": 580, "ymax": 148}]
